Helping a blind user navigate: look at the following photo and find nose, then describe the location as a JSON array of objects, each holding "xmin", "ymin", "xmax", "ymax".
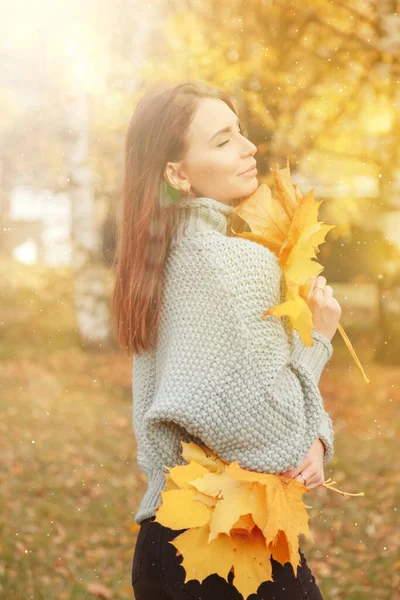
[{"xmin": 241, "ymin": 136, "xmax": 257, "ymax": 157}]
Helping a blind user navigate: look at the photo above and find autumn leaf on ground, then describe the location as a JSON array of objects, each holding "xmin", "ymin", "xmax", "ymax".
[
  {"xmin": 230, "ymin": 157, "xmax": 370, "ymax": 383},
  {"xmin": 86, "ymin": 582, "xmax": 113, "ymax": 598}
]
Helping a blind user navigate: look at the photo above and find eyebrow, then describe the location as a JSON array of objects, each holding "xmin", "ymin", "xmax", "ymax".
[{"xmin": 209, "ymin": 117, "xmax": 241, "ymax": 142}]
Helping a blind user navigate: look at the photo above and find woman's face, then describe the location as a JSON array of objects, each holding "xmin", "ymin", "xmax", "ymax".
[{"xmin": 165, "ymin": 97, "xmax": 258, "ymax": 206}]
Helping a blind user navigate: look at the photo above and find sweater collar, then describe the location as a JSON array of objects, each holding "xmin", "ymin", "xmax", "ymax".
[{"xmin": 171, "ymin": 196, "xmax": 235, "ymax": 245}]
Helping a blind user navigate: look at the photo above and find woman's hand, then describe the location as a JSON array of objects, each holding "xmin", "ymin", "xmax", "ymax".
[
  {"xmin": 306, "ymin": 275, "xmax": 342, "ymax": 342},
  {"xmin": 279, "ymin": 438, "xmax": 325, "ymax": 490}
]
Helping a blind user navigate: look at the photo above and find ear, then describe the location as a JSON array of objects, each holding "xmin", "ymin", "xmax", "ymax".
[{"xmin": 164, "ymin": 161, "xmax": 190, "ymax": 192}]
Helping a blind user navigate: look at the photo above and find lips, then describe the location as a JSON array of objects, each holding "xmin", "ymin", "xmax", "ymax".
[{"xmin": 239, "ymin": 162, "xmax": 257, "ymax": 175}]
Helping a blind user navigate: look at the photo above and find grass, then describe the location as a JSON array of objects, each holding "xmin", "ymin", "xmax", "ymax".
[{"xmin": 0, "ymin": 255, "xmax": 399, "ymax": 599}]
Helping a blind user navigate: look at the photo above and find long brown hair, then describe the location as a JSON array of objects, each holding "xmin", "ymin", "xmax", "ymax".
[{"xmin": 111, "ymin": 81, "xmax": 240, "ymax": 356}]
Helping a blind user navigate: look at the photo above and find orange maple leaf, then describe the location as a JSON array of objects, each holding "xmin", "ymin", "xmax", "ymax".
[{"xmin": 231, "ymin": 157, "xmax": 370, "ymax": 384}]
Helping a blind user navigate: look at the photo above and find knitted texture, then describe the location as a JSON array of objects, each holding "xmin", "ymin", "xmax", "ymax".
[{"xmin": 132, "ymin": 196, "xmax": 334, "ymax": 525}]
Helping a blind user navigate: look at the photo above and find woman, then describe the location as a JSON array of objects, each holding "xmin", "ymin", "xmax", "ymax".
[{"xmin": 112, "ymin": 81, "xmax": 341, "ymax": 599}]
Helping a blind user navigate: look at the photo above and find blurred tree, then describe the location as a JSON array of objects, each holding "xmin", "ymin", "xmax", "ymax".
[
  {"xmin": 132, "ymin": 0, "xmax": 394, "ymax": 248},
  {"xmin": 134, "ymin": 0, "xmax": 400, "ymax": 366},
  {"xmin": 3, "ymin": 0, "xmax": 400, "ymax": 355},
  {"xmin": 318, "ymin": 223, "xmax": 400, "ymax": 283},
  {"xmin": 373, "ymin": 0, "xmax": 400, "ymax": 363},
  {"xmin": 60, "ymin": 23, "xmax": 113, "ymax": 349},
  {"xmin": 376, "ymin": 271, "xmax": 400, "ymax": 364}
]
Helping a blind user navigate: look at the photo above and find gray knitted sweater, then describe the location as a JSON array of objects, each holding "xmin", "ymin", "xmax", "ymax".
[{"xmin": 132, "ymin": 196, "xmax": 334, "ymax": 525}]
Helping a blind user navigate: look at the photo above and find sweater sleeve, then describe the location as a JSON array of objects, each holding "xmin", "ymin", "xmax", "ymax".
[
  {"xmin": 290, "ymin": 329, "xmax": 335, "ymax": 465},
  {"xmin": 143, "ymin": 234, "xmax": 335, "ymax": 475}
]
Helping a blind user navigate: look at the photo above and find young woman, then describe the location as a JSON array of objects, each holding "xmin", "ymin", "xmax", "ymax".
[{"xmin": 112, "ymin": 81, "xmax": 341, "ymax": 600}]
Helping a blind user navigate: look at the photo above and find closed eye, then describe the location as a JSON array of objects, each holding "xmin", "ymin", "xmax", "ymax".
[{"xmin": 218, "ymin": 126, "xmax": 245, "ymax": 147}]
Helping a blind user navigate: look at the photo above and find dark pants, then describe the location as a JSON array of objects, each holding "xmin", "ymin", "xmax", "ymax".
[{"xmin": 131, "ymin": 516, "xmax": 324, "ymax": 599}]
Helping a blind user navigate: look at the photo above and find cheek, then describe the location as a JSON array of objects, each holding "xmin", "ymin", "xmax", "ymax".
[
  {"xmin": 210, "ymin": 152, "xmax": 238, "ymax": 176},
  {"xmin": 193, "ymin": 156, "xmax": 233, "ymax": 180}
]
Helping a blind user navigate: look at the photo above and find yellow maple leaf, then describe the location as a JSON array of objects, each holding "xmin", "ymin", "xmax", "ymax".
[
  {"xmin": 231, "ymin": 157, "xmax": 370, "ymax": 384},
  {"xmin": 155, "ymin": 442, "xmax": 364, "ymax": 599},
  {"xmin": 154, "ymin": 441, "xmax": 312, "ymax": 599}
]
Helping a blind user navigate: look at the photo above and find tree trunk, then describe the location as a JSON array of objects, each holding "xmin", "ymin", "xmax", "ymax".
[{"xmin": 64, "ymin": 77, "xmax": 111, "ymax": 349}]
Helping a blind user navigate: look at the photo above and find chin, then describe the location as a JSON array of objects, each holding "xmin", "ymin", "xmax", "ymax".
[
  {"xmin": 229, "ymin": 178, "xmax": 259, "ymax": 206},
  {"xmin": 243, "ymin": 177, "xmax": 259, "ymax": 196}
]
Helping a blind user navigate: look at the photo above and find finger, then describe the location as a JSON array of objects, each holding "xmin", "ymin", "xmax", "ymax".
[
  {"xmin": 313, "ymin": 286, "xmax": 324, "ymax": 296},
  {"xmin": 293, "ymin": 468, "xmax": 312, "ymax": 484},
  {"xmin": 295, "ymin": 473, "xmax": 319, "ymax": 490},
  {"xmin": 308, "ymin": 276, "xmax": 327, "ymax": 300},
  {"xmin": 280, "ymin": 471, "xmax": 294, "ymax": 479},
  {"xmin": 303, "ymin": 477, "xmax": 322, "ymax": 491},
  {"xmin": 311, "ymin": 287, "xmax": 325, "ymax": 303},
  {"xmin": 301, "ymin": 471, "xmax": 324, "ymax": 489},
  {"xmin": 293, "ymin": 474, "xmax": 312, "ymax": 488},
  {"xmin": 307, "ymin": 278, "xmax": 318, "ymax": 299},
  {"xmin": 281, "ymin": 465, "xmax": 304, "ymax": 479}
]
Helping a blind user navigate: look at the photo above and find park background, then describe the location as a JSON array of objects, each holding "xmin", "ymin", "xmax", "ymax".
[{"xmin": 1, "ymin": 0, "xmax": 399, "ymax": 598}]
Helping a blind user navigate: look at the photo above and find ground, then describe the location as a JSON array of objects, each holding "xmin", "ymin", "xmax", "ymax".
[{"xmin": 0, "ymin": 257, "xmax": 399, "ymax": 599}]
